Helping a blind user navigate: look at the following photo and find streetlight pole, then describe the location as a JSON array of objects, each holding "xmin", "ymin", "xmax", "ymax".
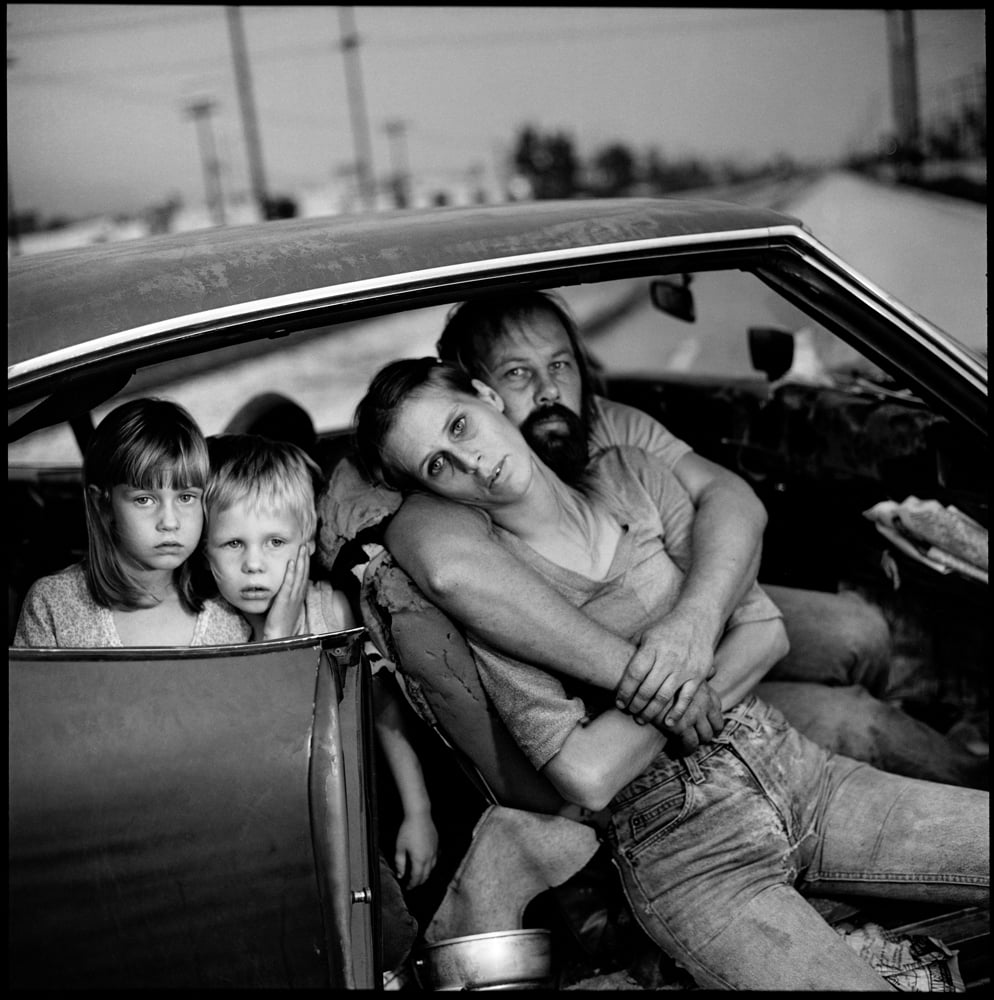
[
  {"xmin": 8, "ymin": 151, "xmax": 21, "ymax": 256},
  {"xmin": 886, "ymin": 9, "xmax": 922, "ymax": 182},
  {"xmin": 338, "ymin": 6, "xmax": 376, "ymax": 211},
  {"xmin": 384, "ymin": 118, "xmax": 410, "ymax": 208},
  {"xmin": 185, "ymin": 97, "xmax": 227, "ymax": 226},
  {"xmin": 7, "ymin": 55, "xmax": 21, "ymax": 255},
  {"xmin": 226, "ymin": 6, "xmax": 270, "ymax": 221}
]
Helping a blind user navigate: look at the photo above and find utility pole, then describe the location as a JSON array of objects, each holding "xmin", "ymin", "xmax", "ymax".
[
  {"xmin": 185, "ymin": 97, "xmax": 227, "ymax": 226},
  {"xmin": 338, "ymin": 6, "xmax": 376, "ymax": 211},
  {"xmin": 885, "ymin": 9, "xmax": 922, "ymax": 182},
  {"xmin": 7, "ymin": 151, "xmax": 20, "ymax": 256},
  {"xmin": 384, "ymin": 118, "xmax": 410, "ymax": 208},
  {"xmin": 7, "ymin": 55, "xmax": 20, "ymax": 255},
  {"xmin": 226, "ymin": 6, "xmax": 270, "ymax": 221}
]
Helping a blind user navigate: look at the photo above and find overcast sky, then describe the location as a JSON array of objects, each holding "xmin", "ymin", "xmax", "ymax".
[{"xmin": 6, "ymin": 6, "xmax": 987, "ymax": 220}]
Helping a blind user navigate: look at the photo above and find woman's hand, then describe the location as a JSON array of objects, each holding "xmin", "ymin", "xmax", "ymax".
[
  {"xmin": 261, "ymin": 544, "xmax": 309, "ymax": 640},
  {"xmin": 394, "ymin": 809, "xmax": 439, "ymax": 889},
  {"xmin": 657, "ymin": 681, "xmax": 725, "ymax": 755}
]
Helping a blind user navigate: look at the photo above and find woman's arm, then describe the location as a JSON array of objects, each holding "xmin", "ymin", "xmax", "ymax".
[
  {"xmin": 542, "ymin": 708, "xmax": 670, "ymax": 813},
  {"xmin": 386, "ymin": 493, "xmax": 639, "ymax": 684},
  {"xmin": 386, "ymin": 490, "xmax": 766, "ymax": 744},
  {"xmin": 543, "ymin": 617, "xmax": 787, "ymax": 811},
  {"xmin": 709, "ymin": 617, "xmax": 788, "ymax": 710}
]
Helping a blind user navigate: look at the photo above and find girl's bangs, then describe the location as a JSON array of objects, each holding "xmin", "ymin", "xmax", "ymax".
[{"xmin": 123, "ymin": 441, "xmax": 208, "ymax": 490}]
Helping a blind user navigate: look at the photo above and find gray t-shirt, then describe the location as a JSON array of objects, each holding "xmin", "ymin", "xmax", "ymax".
[
  {"xmin": 589, "ymin": 395, "xmax": 692, "ymax": 469},
  {"xmin": 469, "ymin": 446, "xmax": 782, "ymax": 769}
]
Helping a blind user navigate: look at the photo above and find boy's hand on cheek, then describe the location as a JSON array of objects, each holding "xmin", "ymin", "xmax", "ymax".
[{"xmin": 261, "ymin": 544, "xmax": 309, "ymax": 640}]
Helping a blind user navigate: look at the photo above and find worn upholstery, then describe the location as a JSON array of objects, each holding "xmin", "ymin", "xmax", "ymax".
[{"xmin": 360, "ymin": 547, "xmax": 568, "ymax": 816}]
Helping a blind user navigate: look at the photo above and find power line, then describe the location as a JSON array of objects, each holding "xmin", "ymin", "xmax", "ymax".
[
  {"xmin": 8, "ymin": 8, "xmax": 876, "ymax": 68},
  {"xmin": 7, "ymin": 8, "xmax": 221, "ymax": 39},
  {"xmin": 6, "ymin": 38, "xmax": 342, "ymax": 85},
  {"xmin": 8, "ymin": 73, "xmax": 199, "ymax": 108},
  {"xmin": 6, "ymin": 8, "xmax": 885, "ymax": 89},
  {"xmin": 363, "ymin": 9, "xmax": 871, "ymax": 48}
]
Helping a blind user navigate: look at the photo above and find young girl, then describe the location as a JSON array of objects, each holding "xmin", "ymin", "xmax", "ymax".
[{"xmin": 13, "ymin": 397, "xmax": 250, "ymax": 648}]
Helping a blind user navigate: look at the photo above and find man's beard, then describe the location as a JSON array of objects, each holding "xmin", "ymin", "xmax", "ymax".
[{"xmin": 520, "ymin": 403, "xmax": 590, "ymax": 485}]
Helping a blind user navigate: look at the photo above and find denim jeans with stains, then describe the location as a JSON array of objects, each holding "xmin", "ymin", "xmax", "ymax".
[{"xmin": 605, "ymin": 693, "xmax": 989, "ymax": 991}]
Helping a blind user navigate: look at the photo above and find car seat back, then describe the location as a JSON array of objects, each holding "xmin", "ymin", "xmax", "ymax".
[{"xmin": 360, "ymin": 547, "xmax": 568, "ymax": 816}]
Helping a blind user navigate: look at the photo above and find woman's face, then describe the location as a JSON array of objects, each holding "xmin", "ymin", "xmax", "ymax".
[{"xmin": 384, "ymin": 380, "xmax": 535, "ymax": 507}]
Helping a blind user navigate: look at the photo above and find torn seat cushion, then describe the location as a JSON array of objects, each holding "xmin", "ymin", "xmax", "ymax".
[{"xmin": 362, "ymin": 546, "xmax": 568, "ymax": 817}]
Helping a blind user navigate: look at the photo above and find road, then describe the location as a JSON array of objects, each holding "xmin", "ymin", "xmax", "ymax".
[
  {"xmin": 782, "ymin": 171, "xmax": 985, "ymax": 350},
  {"xmin": 9, "ymin": 170, "xmax": 985, "ymax": 466}
]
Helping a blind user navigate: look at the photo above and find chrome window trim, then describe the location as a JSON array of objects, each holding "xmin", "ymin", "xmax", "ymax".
[
  {"xmin": 8, "ymin": 227, "xmax": 782, "ymax": 388},
  {"xmin": 9, "ymin": 626, "xmax": 367, "ymax": 659},
  {"xmin": 776, "ymin": 230, "xmax": 987, "ymax": 391},
  {"xmin": 9, "ymin": 224, "xmax": 984, "ymax": 402}
]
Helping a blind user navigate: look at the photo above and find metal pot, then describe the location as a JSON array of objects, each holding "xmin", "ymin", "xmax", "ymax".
[{"xmin": 412, "ymin": 928, "xmax": 553, "ymax": 991}]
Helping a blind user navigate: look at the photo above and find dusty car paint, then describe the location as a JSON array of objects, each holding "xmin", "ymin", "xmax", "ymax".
[{"xmin": 7, "ymin": 200, "xmax": 795, "ymax": 372}]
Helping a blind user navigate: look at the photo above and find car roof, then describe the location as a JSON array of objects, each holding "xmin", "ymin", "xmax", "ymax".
[{"xmin": 8, "ymin": 197, "xmax": 796, "ymax": 373}]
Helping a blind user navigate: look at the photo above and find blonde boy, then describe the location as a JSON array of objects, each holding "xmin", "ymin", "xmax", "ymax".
[{"xmin": 204, "ymin": 434, "xmax": 438, "ymax": 891}]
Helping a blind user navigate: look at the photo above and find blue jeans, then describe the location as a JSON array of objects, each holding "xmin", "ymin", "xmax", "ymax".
[
  {"xmin": 606, "ymin": 694, "xmax": 989, "ymax": 990},
  {"xmin": 763, "ymin": 585, "xmax": 892, "ymax": 695},
  {"xmin": 757, "ymin": 681, "xmax": 987, "ymax": 788}
]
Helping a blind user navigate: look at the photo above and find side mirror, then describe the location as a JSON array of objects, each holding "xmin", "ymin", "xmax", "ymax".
[
  {"xmin": 748, "ymin": 326, "xmax": 795, "ymax": 382},
  {"xmin": 650, "ymin": 274, "xmax": 695, "ymax": 323}
]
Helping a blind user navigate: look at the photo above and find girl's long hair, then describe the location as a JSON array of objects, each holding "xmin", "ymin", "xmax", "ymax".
[{"xmin": 83, "ymin": 397, "xmax": 209, "ymax": 611}]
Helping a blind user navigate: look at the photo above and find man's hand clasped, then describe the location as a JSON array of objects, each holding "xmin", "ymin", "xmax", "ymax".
[{"xmin": 615, "ymin": 603, "xmax": 725, "ymax": 752}]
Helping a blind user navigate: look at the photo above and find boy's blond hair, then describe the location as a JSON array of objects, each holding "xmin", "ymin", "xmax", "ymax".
[{"xmin": 205, "ymin": 434, "xmax": 321, "ymax": 540}]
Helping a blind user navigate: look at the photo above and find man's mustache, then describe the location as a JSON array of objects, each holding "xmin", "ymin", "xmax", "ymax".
[{"xmin": 520, "ymin": 403, "xmax": 581, "ymax": 436}]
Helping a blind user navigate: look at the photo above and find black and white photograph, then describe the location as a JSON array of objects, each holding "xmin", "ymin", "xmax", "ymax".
[{"xmin": 8, "ymin": 6, "xmax": 988, "ymax": 991}]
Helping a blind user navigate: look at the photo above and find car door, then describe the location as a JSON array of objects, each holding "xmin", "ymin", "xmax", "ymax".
[{"xmin": 8, "ymin": 629, "xmax": 378, "ymax": 989}]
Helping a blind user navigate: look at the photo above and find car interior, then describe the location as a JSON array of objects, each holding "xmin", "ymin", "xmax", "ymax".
[{"xmin": 8, "ymin": 272, "xmax": 989, "ymax": 988}]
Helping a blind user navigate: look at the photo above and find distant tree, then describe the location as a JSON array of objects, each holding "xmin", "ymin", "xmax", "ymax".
[
  {"xmin": 144, "ymin": 194, "xmax": 182, "ymax": 235},
  {"xmin": 264, "ymin": 195, "xmax": 298, "ymax": 219},
  {"xmin": 8, "ymin": 210, "xmax": 40, "ymax": 237},
  {"xmin": 644, "ymin": 148, "xmax": 714, "ymax": 194},
  {"xmin": 590, "ymin": 142, "xmax": 637, "ymax": 196},
  {"xmin": 512, "ymin": 125, "xmax": 579, "ymax": 199},
  {"xmin": 962, "ymin": 105, "xmax": 985, "ymax": 154},
  {"xmin": 512, "ymin": 125, "xmax": 541, "ymax": 177}
]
